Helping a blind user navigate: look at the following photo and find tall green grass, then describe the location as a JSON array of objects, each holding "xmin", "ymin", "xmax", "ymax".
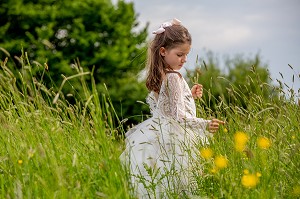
[
  {"xmin": 193, "ymin": 65, "xmax": 300, "ymax": 198},
  {"xmin": 0, "ymin": 50, "xmax": 299, "ymax": 198},
  {"xmin": 0, "ymin": 52, "xmax": 131, "ymax": 198}
]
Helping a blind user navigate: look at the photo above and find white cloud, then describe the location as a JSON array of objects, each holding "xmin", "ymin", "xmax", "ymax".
[
  {"xmin": 130, "ymin": 0, "xmax": 300, "ymax": 93},
  {"xmin": 188, "ymin": 18, "xmax": 253, "ymax": 50}
]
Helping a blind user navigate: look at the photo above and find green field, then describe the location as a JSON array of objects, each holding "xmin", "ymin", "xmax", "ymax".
[{"xmin": 0, "ymin": 54, "xmax": 299, "ymax": 198}]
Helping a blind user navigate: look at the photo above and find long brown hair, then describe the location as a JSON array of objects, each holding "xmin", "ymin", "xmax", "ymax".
[{"xmin": 145, "ymin": 23, "xmax": 192, "ymax": 93}]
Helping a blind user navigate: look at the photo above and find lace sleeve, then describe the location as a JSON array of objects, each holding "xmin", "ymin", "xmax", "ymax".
[
  {"xmin": 146, "ymin": 92, "xmax": 157, "ymax": 115},
  {"xmin": 165, "ymin": 73, "xmax": 210, "ymax": 130}
]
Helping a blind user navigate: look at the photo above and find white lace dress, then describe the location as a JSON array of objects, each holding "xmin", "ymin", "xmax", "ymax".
[{"xmin": 120, "ymin": 73, "xmax": 211, "ymax": 198}]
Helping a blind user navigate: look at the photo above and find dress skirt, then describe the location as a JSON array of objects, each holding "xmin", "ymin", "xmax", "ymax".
[{"xmin": 120, "ymin": 115, "xmax": 209, "ymax": 198}]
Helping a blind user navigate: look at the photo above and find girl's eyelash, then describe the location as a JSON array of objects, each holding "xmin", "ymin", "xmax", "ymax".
[{"xmin": 177, "ymin": 54, "xmax": 188, "ymax": 57}]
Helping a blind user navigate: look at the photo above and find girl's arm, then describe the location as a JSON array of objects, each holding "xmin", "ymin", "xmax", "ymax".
[
  {"xmin": 166, "ymin": 73, "xmax": 225, "ymax": 132},
  {"xmin": 165, "ymin": 73, "xmax": 210, "ymax": 131}
]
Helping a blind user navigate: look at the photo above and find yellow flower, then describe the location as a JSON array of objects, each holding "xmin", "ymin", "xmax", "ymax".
[
  {"xmin": 210, "ymin": 167, "xmax": 218, "ymax": 174},
  {"xmin": 241, "ymin": 173, "xmax": 259, "ymax": 188},
  {"xmin": 214, "ymin": 155, "xmax": 228, "ymax": 169},
  {"xmin": 223, "ymin": 128, "xmax": 228, "ymax": 133},
  {"xmin": 234, "ymin": 131, "xmax": 249, "ymax": 152},
  {"xmin": 257, "ymin": 137, "xmax": 271, "ymax": 149},
  {"xmin": 243, "ymin": 169, "xmax": 249, "ymax": 174},
  {"xmin": 200, "ymin": 148, "xmax": 213, "ymax": 160},
  {"xmin": 18, "ymin": 160, "xmax": 23, "ymax": 165}
]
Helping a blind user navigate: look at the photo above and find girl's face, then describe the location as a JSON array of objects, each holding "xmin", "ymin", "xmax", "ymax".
[{"xmin": 160, "ymin": 43, "xmax": 191, "ymax": 70}]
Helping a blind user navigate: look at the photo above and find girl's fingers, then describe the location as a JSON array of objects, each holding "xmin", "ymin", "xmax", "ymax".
[
  {"xmin": 211, "ymin": 124, "xmax": 219, "ymax": 128},
  {"xmin": 194, "ymin": 84, "xmax": 203, "ymax": 91},
  {"xmin": 192, "ymin": 84, "xmax": 204, "ymax": 99},
  {"xmin": 208, "ymin": 118, "xmax": 226, "ymax": 133},
  {"xmin": 212, "ymin": 119, "xmax": 225, "ymax": 124},
  {"xmin": 210, "ymin": 122, "xmax": 219, "ymax": 127},
  {"xmin": 197, "ymin": 85, "xmax": 203, "ymax": 91},
  {"xmin": 208, "ymin": 123, "xmax": 218, "ymax": 132}
]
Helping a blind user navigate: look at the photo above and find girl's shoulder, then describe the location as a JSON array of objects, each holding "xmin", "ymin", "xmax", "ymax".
[
  {"xmin": 165, "ymin": 70, "xmax": 182, "ymax": 78},
  {"xmin": 163, "ymin": 71, "xmax": 184, "ymax": 86}
]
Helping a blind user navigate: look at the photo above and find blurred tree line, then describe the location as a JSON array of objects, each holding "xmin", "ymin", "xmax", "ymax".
[
  {"xmin": 0, "ymin": 0, "xmax": 149, "ymax": 125},
  {"xmin": 0, "ymin": 0, "xmax": 278, "ymax": 126},
  {"xmin": 186, "ymin": 51, "xmax": 278, "ymax": 113}
]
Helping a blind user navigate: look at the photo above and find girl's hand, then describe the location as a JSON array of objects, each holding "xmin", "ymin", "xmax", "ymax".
[
  {"xmin": 191, "ymin": 84, "xmax": 203, "ymax": 99},
  {"xmin": 208, "ymin": 119, "xmax": 225, "ymax": 133}
]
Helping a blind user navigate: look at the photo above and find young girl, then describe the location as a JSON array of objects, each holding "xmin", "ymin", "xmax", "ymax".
[{"xmin": 121, "ymin": 18, "xmax": 224, "ymax": 198}]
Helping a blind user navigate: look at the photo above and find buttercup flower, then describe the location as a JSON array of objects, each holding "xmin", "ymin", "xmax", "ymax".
[
  {"xmin": 214, "ymin": 155, "xmax": 228, "ymax": 169},
  {"xmin": 257, "ymin": 137, "xmax": 271, "ymax": 149},
  {"xmin": 200, "ymin": 148, "xmax": 213, "ymax": 160},
  {"xmin": 210, "ymin": 167, "xmax": 218, "ymax": 174},
  {"xmin": 234, "ymin": 131, "xmax": 249, "ymax": 152},
  {"xmin": 18, "ymin": 160, "xmax": 23, "ymax": 165},
  {"xmin": 241, "ymin": 173, "xmax": 259, "ymax": 188}
]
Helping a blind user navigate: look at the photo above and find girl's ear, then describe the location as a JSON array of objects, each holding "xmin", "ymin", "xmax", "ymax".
[{"xmin": 159, "ymin": 47, "xmax": 166, "ymax": 56}]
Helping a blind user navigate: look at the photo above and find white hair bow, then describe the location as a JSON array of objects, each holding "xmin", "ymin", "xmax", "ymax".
[{"xmin": 152, "ymin": 18, "xmax": 182, "ymax": 34}]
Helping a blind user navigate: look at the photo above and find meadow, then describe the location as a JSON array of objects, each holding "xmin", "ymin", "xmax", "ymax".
[{"xmin": 0, "ymin": 52, "xmax": 299, "ymax": 198}]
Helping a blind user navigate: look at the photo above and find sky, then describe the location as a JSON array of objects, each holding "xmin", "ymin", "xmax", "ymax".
[{"xmin": 122, "ymin": 0, "xmax": 300, "ymax": 99}]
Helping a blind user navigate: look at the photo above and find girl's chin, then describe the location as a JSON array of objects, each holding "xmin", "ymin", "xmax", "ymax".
[{"xmin": 170, "ymin": 65, "xmax": 183, "ymax": 70}]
